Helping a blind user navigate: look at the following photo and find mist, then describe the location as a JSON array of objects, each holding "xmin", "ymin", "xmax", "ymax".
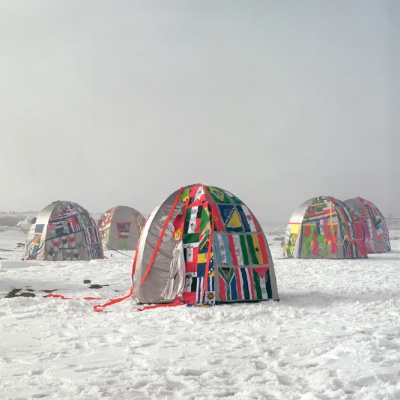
[{"xmin": 1, "ymin": 0, "xmax": 399, "ymax": 226}]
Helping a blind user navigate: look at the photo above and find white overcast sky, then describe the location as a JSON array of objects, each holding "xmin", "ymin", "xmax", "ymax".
[{"xmin": 1, "ymin": 0, "xmax": 399, "ymax": 224}]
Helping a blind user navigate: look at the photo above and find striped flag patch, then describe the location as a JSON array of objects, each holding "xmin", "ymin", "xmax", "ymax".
[{"xmin": 217, "ymin": 267, "xmax": 270, "ymax": 301}]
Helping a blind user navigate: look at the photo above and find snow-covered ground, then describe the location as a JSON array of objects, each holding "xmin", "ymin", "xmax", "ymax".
[{"xmin": 0, "ymin": 224, "xmax": 399, "ymax": 400}]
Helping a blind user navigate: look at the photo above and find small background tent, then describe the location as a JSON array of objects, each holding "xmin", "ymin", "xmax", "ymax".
[
  {"xmin": 132, "ymin": 183, "xmax": 279, "ymax": 306},
  {"xmin": 344, "ymin": 196, "xmax": 391, "ymax": 253},
  {"xmin": 24, "ymin": 201, "xmax": 103, "ymax": 261},
  {"xmin": 98, "ymin": 205, "xmax": 146, "ymax": 251},
  {"xmin": 283, "ymin": 196, "xmax": 367, "ymax": 259}
]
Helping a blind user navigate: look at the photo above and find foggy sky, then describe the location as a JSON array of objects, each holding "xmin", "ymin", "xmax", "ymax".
[{"xmin": 1, "ymin": 0, "xmax": 399, "ymax": 225}]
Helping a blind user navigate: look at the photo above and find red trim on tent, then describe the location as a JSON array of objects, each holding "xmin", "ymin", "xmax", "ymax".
[
  {"xmin": 200, "ymin": 185, "xmax": 215, "ymax": 302},
  {"xmin": 179, "ymin": 193, "xmax": 190, "ymax": 241}
]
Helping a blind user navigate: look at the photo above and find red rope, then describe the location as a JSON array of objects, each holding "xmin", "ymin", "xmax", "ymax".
[
  {"xmin": 47, "ymin": 188, "xmax": 189, "ymax": 313},
  {"xmin": 136, "ymin": 297, "xmax": 185, "ymax": 311},
  {"xmin": 46, "ymin": 293, "xmax": 101, "ymax": 301},
  {"xmin": 93, "ymin": 287, "xmax": 134, "ymax": 313}
]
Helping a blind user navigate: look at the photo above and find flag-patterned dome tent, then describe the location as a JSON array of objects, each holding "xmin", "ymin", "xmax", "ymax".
[
  {"xmin": 98, "ymin": 205, "xmax": 146, "ymax": 251},
  {"xmin": 24, "ymin": 201, "xmax": 103, "ymax": 261},
  {"xmin": 344, "ymin": 196, "xmax": 391, "ymax": 253},
  {"xmin": 132, "ymin": 184, "xmax": 279, "ymax": 306},
  {"xmin": 283, "ymin": 196, "xmax": 367, "ymax": 259}
]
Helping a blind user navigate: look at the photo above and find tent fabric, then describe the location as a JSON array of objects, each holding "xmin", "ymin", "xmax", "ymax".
[
  {"xmin": 132, "ymin": 184, "xmax": 279, "ymax": 306},
  {"xmin": 24, "ymin": 201, "xmax": 104, "ymax": 261},
  {"xmin": 344, "ymin": 197, "xmax": 391, "ymax": 253},
  {"xmin": 283, "ymin": 196, "xmax": 367, "ymax": 259},
  {"xmin": 98, "ymin": 206, "xmax": 146, "ymax": 251}
]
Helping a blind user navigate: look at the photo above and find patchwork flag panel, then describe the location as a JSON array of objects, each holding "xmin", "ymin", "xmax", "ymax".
[
  {"xmin": 214, "ymin": 233, "xmax": 269, "ymax": 266},
  {"xmin": 304, "ymin": 197, "xmax": 357, "ymax": 252},
  {"xmin": 184, "ymin": 232, "xmax": 212, "ymax": 263},
  {"xmin": 184, "ymin": 204, "xmax": 211, "ymax": 236},
  {"xmin": 98, "ymin": 209, "xmax": 113, "ymax": 230},
  {"xmin": 211, "ymin": 201, "xmax": 262, "ymax": 234},
  {"xmin": 177, "ymin": 184, "xmax": 274, "ymax": 304},
  {"xmin": 32, "ymin": 224, "xmax": 45, "ymax": 247},
  {"xmin": 305, "ymin": 198, "xmax": 336, "ymax": 223},
  {"xmin": 117, "ymin": 223, "xmax": 130, "ymax": 238},
  {"xmin": 284, "ymin": 223, "xmax": 301, "ymax": 257},
  {"xmin": 46, "ymin": 203, "xmax": 102, "ymax": 260},
  {"xmin": 343, "ymin": 197, "xmax": 390, "ymax": 254},
  {"xmin": 357, "ymin": 197, "xmax": 391, "ymax": 252},
  {"xmin": 246, "ymin": 234, "xmax": 269, "ymax": 264},
  {"xmin": 223, "ymin": 190, "xmax": 244, "ymax": 205},
  {"xmin": 229, "ymin": 234, "xmax": 248, "ymax": 266},
  {"xmin": 25, "ymin": 201, "xmax": 103, "ymax": 261},
  {"xmin": 26, "ymin": 224, "xmax": 45, "ymax": 259},
  {"xmin": 189, "ymin": 185, "xmax": 207, "ymax": 206},
  {"xmin": 334, "ymin": 205, "xmax": 360, "ymax": 257},
  {"xmin": 197, "ymin": 185, "xmax": 272, "ymax": 303},
  {"xmin": 217, "ymin": 205, "xmax": 244, "ymax": 233},
  {"xmin": 218, "ymin": 266, "xmax": 271, "ymax": 301},
  {"xmin": 182, "ymin": 189, "xmax": 215, "ymax": 305},
  {"xmin": 236, "ymin": 205, "xmax": 262, "ymax": 232},
  {"xmin": 183, "ymin": 270, "xmax": 216, "ymax": 305},
  {"xmin": 381, "ymin": 236, "xmax": 390, "ymax": 252},
  {"xmin": 207, "ymin": 186, "xmax": 231, "ymax": 204},
  {"xmin": 293, "ymin": 196, "xmax": 362, "ymax": 258},
  {"xmin": 46, "ymin": 233, "xmax": 79, "ymax": 260},
  {"xmin": 214, "ymin": 234, "xmax": 233, "ymax": 265},
  {"xmin": 98, "ymin": 206, "xmax": 145, "ymax": 251},
  {"xmin": 301, "ymin": 222, "xmax": 339, "ymax": 257}
]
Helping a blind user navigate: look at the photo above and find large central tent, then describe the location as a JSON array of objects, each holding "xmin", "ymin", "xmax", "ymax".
[{"xmin": 131, "ymin": 184, "xmax": 279, "ymax": 306}]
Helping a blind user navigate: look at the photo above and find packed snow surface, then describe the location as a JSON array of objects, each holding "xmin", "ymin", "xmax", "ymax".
[{"xmin": 0, "ymin": 225, "xmax": 399, "ymax": 399}]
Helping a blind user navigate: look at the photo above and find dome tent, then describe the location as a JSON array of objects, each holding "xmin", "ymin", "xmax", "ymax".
[
  {"xmin": 344, "ymin": 196, "xmax": 391, "ymax": 253},
  {"xmin": 24, "ymin": 201, "xmax": 103, "ymax": 261},
  {"xmin": 98, "ymin": 205, "xmax": 146, "ymax": 251},
  {"xmin": 283, "ymin": 196, "xmax": 367, "ymax": 259},
  {"xmin": 132, "ymin": 184, "xmax": 279, "ymax": 306}
]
